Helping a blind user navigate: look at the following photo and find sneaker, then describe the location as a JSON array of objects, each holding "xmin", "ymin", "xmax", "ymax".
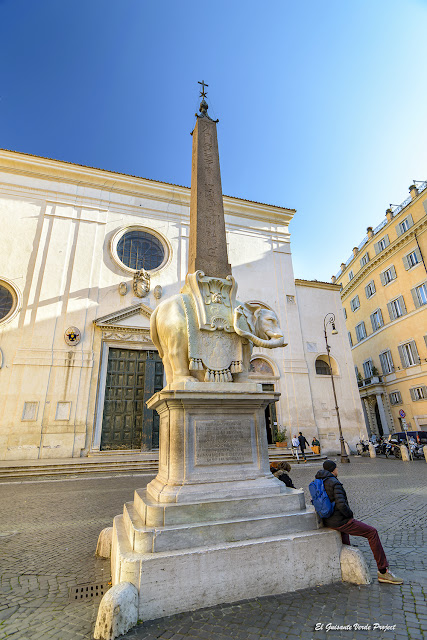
[{"xmin": 378, "ymin": 570, "xmax": 403, "ymax": 585}]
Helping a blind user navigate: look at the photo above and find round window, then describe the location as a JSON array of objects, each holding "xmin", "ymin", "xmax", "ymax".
[
  {"xmin": 0, "ymin": 280, "xmax": 20, "ymax": 324},
  {"xmin": 115, "ymin": 229, "xmax": 166, "ymax": 272},
  {"xmin": 0, "ymin": 285, "xmax": 13, "ymax": 321}
]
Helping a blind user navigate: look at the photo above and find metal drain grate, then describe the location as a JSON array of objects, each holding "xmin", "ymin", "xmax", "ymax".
[{"xmin": 70, "ymin": 581, "xmax": 109, "ymax": 601}]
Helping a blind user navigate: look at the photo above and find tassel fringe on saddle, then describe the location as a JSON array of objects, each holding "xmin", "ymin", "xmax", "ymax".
[{"xmin": 204, "ymin": 368, "xmax": 233, "ymax": 383}]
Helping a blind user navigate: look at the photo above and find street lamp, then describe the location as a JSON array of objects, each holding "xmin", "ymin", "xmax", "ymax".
[{"xmin": 323, "ymin": 313, "xmax": 350, "ymax": 464}]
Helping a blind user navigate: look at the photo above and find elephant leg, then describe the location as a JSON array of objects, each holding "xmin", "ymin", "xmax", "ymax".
[
  {"xmin": 167, "ymin": 336, "xmax": 197, "ymax": 383},
  {"xmin": 234, "ymin": 340, "xmax": 252, "ymax": 382},
  {"xmin": 162, "ymin": 356, "xmax": 173, "ymax": 385}
]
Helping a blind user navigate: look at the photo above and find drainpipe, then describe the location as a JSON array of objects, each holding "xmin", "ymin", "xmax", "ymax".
[{"xmin": 415, "ymin": 232, "xmax": 427, "ymax": 275}]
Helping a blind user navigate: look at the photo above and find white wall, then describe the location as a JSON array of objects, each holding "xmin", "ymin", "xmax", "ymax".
[
  {"xmin": 295, "ymin": 281, "xmax": 367, "ymax": 453},
  {"xmin": 0, "ymin": 150, "xmax": 366, "ymax": 460}
]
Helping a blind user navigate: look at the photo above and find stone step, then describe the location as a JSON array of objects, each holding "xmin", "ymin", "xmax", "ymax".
[
  {"xmin": 87, "ymin": 449, "xmax": 159, "ymax": 458},
  {"xmin": 0, "ymin": 450, "xmax": 325, "ymax": 479},
  {"xmin": 133, "ymin": 487, "xmax": 306, "ymax": 526},
  {"xmin": 122, "ymin": 500, "xmax": 318, "ymax": 554},
  {"xmin": 0, "ymin": 460, "xmax": 159, "ymax": 479}
]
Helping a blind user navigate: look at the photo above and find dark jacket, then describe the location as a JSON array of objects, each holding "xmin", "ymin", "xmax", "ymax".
[
  {"xmin": 273, "ymin": 470, "xmax": 295, "ymax": 489},
  {"xmin": 314, "ymin": 469, "xmax": 353, "ymax": 528},
  {"xmin": 298, "ymin": 435, "xmax": 309, "ymax": 450}
]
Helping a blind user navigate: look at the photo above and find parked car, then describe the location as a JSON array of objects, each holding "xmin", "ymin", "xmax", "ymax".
[{"xmin": 390, "ymin": 431, "xmax": 427, "ymax": 445}]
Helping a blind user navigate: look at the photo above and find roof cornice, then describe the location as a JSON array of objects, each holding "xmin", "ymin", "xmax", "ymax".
[
  {"xmin": 295, "ymin": 279, "xmax": 341, "ymax": 291},
  {"xmin": 0, "ymin": 148, "xmax": 295, "ymax": 225},
  {"xmin": 338, "ymin": 185, "xmax": 427, "ymax": 279}
]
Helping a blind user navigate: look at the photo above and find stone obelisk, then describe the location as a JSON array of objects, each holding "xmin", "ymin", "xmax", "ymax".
[{"xmin": 188, "ymin": 94, "xmax": 231, "ymax": 278}]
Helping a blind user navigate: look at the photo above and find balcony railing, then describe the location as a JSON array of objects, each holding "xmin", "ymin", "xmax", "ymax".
[{"xmin": 357, "ymin": 375, "xmax": 383, "ymax": 388}]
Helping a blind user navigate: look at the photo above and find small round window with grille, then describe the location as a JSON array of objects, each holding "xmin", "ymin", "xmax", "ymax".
[
  {"xmin": 0, "ymin": 280, "xmax": 21, "ymax": 324},
  {"xmin": 111, "ymin": 227, "xmax": 169, "ymax": 274}
]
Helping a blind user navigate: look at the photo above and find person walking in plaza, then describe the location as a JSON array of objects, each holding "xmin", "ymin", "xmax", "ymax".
[
  {"xmin": 298, "ymin": 431, "xmax": 309, "ymax": 460},
  {"xmin": 315, "ymin": 460, "xmax": 403, "ymax": 584}
]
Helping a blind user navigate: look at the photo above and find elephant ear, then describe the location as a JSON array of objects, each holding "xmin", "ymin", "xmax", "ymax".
[{"xmin": 242, "ymin": 302, "xmax": 263, "ymax": 334}]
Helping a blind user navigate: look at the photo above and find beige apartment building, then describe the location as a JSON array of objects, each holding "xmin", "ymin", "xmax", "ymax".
[{"xmin": 335, "ymin": 181, "xmax": 427, "ymax": 437}]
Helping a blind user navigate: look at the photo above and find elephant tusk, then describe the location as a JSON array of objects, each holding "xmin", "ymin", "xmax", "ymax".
[{"xmin": 250, "ymin": 335, "xmax": 287, "ymax": 349}]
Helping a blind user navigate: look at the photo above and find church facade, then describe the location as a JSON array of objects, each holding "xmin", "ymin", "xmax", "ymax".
[{"xmin": 0, "ymin": 149, "xmax": 366, "ymax": 460}]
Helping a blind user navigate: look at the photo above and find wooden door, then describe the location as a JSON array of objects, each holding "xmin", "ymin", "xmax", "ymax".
[{"xmin": 100, "ymin": 348, "xmax": 163, "ymax": 451}]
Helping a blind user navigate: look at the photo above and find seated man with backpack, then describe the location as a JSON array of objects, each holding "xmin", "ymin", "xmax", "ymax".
[{"xmin": 310, "ymin": 460, "xmax": 403, "ymax": 585}]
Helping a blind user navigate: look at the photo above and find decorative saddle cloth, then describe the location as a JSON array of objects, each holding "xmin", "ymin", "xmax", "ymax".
[{"xmin": 181, "ymin": 293, "xmax": 243, "ymax": 382}]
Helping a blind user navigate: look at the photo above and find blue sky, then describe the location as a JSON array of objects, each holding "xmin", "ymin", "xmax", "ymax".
[{"xmin": 1, "ymin": 0, "xmax": 426, "ymax": 281}]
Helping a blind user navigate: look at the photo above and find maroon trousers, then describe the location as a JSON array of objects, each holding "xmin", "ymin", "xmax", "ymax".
[{"xmin": 334, "ymin": 518, "xmax": 388, "ymax": 572}]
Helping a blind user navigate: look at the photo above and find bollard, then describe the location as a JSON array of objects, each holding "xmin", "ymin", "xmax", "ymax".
[
  {"xmin": 400, "ymin": 444, "xmax": 410, "ymax": 462},
  {"xmin": 368, "ymin": 443, "xmax": 376, "ymax": 458},
  {"xmin": 423, "ymin": 445, "xmax": 427, "ymax": 463}
]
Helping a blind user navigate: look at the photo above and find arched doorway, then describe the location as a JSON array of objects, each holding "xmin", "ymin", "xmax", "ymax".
[{"xmin": 249, "ymin": 357, "xmax": 278, "ymax": 444}]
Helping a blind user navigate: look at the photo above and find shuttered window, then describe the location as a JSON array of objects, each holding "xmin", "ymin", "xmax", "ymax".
[
  {"xmin": 403, "ymin": 248, "xmax": 422, "ymax": 270},
  {"xmin": 411, "ymin": 281, "xmax": 427, "ymax": 308},
  {"xmin": 409, "ymin": 386, "xmax": 427, "ymax": 401},
  {"xmin": 348, "ymin": 331, "xmax": 353, "ymax": 347},
  {"xmin": 374, "ymin": 235, "xmax": 390, "ymax": 254},
  {"xmin": 379, "ymin": 350, "xmax": 394, "ymax": 375},
  {"xmin": 360, "ymin": 252, "xmax": 369, "ymax": 267},
  {"xmin": 355, "ymin": 322, "xmax": 367, "ymax": 342},
  {"xmin": 350, "ymin": 295, "xmax": 360, "ymax": 312},
  {"xmin": 349, "ymin": 270, "xmax": 354, "ymax": 280},
  {"xmin": 398, "ymin": 340, "xmax": 419, "ymax": 368},
  {"xmin": 365, "ymin": 280, "xmax": 376, "ymax": 298},
  {"xmin": 395, "ymin": 214, "xmax": 414, "ymax": 237},
  {"xmin": 387, "ymin": 295, "xmax": 407, "ymax": 320},
  {"xmin": 370, "ymin": 308, "xmax": 384, "ymax": 331},
  {"xmin": 380, "ymin": 265, "xmax": 397, "ymax": 285},
  {"xmin": 389, "ymin": 391, "xmax": 402, "ymax": 405},
  {"xmin": 363, "ymin": 359, "xmax": 373, "ymax": 378}
]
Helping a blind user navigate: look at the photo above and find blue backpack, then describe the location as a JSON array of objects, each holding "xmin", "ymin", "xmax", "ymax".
[{"xmin": 308, "ymin": 479, "xmax": 335, "ymax": 518}]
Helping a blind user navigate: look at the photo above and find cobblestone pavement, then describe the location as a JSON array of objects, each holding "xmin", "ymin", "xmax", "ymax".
[{"xmin": 0, "ymin": 458, "xmax": 425, "ymax": 640}]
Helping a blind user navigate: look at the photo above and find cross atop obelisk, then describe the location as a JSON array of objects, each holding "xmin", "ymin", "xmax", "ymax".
[{"xmin": 187, "ymin": 83, "xmax": 231, "ymax": 279}]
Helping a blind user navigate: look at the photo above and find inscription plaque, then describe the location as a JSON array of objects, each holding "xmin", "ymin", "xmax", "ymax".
[{"xmin": 194, "ymin": 419, "xmax": 253, "ymax": 465}]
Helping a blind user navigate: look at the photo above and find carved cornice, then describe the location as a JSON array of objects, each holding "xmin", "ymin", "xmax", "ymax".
[
  {"xmin": 341, "ymin": 216, "xmax": 427, "ymax": 300},
  {"xmin": 101, "ymin": 328, "xmax": 152, "ymax": 343},
  {"xmin": 94, "ymin": 303, "xmax": 152, "ymax": 328},
  {"xmin": 295, "ymin": 279, "xmax": 340, "ymax": 291}
]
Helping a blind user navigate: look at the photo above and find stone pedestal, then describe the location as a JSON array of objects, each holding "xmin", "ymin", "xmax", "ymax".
[
  {"xmin": 108, "ymin": 383, "xmax": 343, "ymax": 622},
  {"xmin": 146, "ymin": 382, "xmax": 281, "ymax": 503}
]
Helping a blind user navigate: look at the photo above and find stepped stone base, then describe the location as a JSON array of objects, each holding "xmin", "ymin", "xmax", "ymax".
[
  {"xmin": 105, "ymin": 385, "xmax": 343, "ymax": 624},
  {"xmin": 112, "ymin": 508, "xmax": 342, "ymax": 621}
]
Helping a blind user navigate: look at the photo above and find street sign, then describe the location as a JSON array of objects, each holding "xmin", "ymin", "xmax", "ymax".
[
  {"xmin": 399, "ymin": 410, "xmax": 406, "ymax": 418},
  {"xmin": 402, "ymin": 418, "xmax": 408, "ymax": 430}
]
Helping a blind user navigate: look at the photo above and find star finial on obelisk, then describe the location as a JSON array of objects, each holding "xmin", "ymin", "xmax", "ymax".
[
  {"xmin": 188, "ymin": 82, "xmax": 231, "ymax": 279},
  {"xmin": 198, "ymin": 80, "xmax": 208, "ymax": 98}
]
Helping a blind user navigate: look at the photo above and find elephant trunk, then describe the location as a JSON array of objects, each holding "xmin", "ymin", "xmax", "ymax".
[{"xmin": 233, "ymin": 308, "xmax": 286, "ymax": 349}]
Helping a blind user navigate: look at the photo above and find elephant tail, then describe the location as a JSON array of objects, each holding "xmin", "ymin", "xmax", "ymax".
[{"xmin": 150, "ymin": 306, "xmax": 164, "ymax": 359}]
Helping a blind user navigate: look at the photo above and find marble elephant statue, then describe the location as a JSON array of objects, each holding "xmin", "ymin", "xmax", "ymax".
[{"xmin": 150, "ymin": 296, "xmax": 287, "ymax": 384}]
